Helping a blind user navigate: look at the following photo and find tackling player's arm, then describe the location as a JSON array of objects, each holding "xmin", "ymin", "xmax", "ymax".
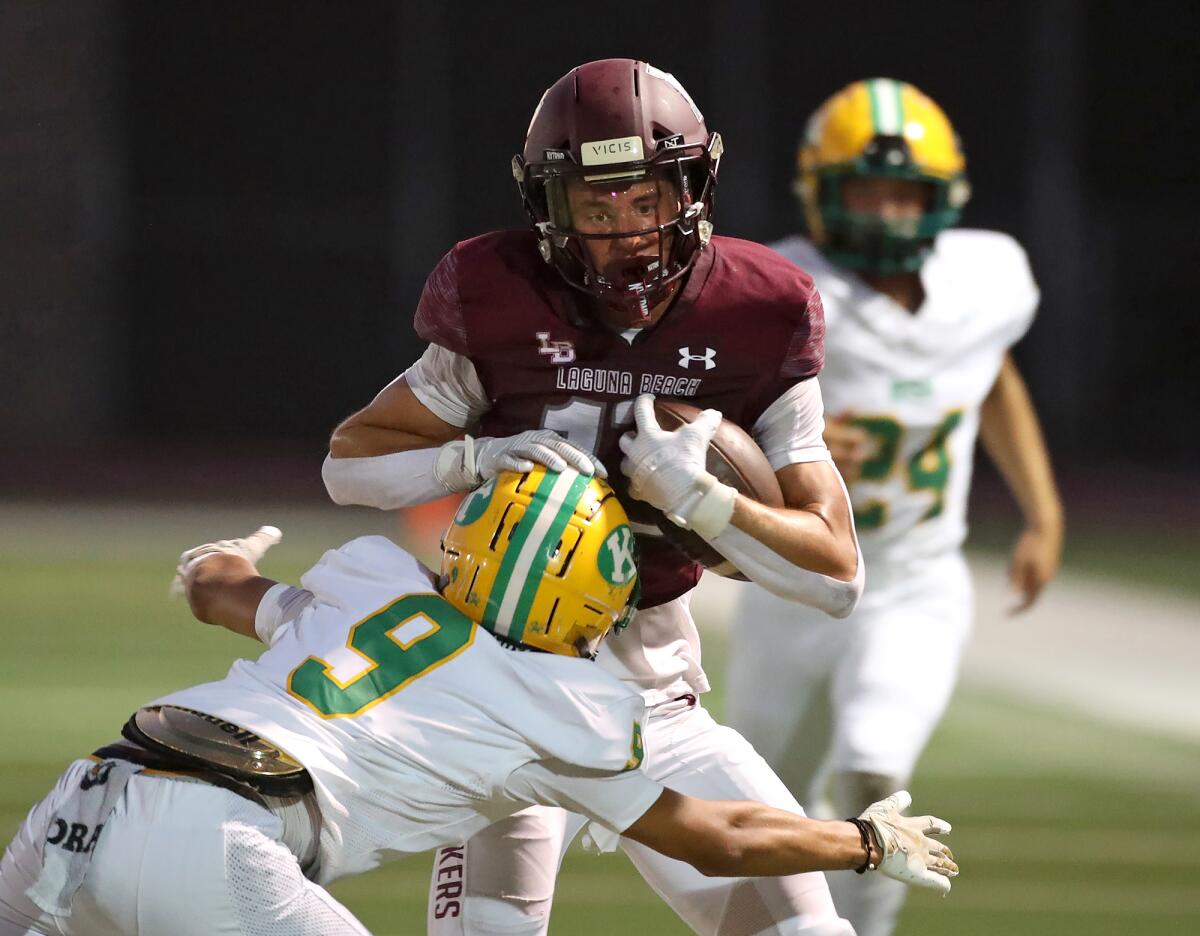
[
  {"xmin": 624, "ymin": 788, "xmax": 956, "ymax": 891},
  {"xmin": 978, "ymin": 353, "xmax": 1063, "ymax": 611},
  {"xmin": 173, "ymin": 527, "xmax": 312, "ymax": 644},
  {"xmin": 184, "ymin": 553, "xmax": 277, "ymax": 640},
  {"xmin": 628, "ymin": 788, "xmax": 868, "ymax": 876}
]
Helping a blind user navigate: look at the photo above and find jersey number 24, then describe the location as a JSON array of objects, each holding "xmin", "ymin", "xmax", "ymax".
[{"xmin": 850, "ymin": 410, "xmax": 963, "ymax": 530}]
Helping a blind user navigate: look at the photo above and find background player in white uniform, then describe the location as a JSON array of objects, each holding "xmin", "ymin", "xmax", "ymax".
[
  {"xmin": 726, "ymin": 79, "xmax": 1063, "ymax": 936},
  {"xmin": 0, "ymin": 471, "xmax": 956, "ymax": 936}
]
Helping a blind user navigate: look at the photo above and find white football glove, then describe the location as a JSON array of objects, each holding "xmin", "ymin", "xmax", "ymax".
[
  {"xmin": 169, "ymin": 525, "xmax": 282, "ymax": 598},
  {"xmin": 617, "ymin": 394, "xmax": 736, "ymax": 540},
  {"xmin": 860, "ymin": 790, "xmax": 957, "ymax": 893},
  {"xmin": 434, "ymin": 430, "xmax": 606, "ymax": 493}
]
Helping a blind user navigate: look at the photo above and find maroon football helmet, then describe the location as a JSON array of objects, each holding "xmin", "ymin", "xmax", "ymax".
[{"xmin": 513, "ymin": 59, "xmax": 723, "ymax": 320}]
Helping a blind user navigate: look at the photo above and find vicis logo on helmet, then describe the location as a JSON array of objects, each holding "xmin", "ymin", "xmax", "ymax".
[{"xmin": 581, "ymin": 136, "xmax": 644, "ymax": 166}]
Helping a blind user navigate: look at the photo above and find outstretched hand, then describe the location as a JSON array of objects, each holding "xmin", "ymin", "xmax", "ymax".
[
  {"xmin": 170, "ymin": 526, "xmax": 282, "ymax": 598},
  {"xmin": 860, "ymin": 791, "xmax": 957, "ymax": 893}
]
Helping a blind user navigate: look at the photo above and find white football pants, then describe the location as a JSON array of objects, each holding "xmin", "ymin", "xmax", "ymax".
[
  {"xmin": 0, "ymin": 761, "xmax": 370, "ymax": 936},
  {"xmin": 726, "ymin": 551, "xmax": 973, "ymax": 936},
  {"xmin": 426, "ymin": 699, "xmax": 854, "ymax": 936}
]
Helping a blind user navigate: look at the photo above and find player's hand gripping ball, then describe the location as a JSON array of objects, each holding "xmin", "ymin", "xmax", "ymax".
[{"xmin": 616, "ymin": 395, "xmax": 783, "ymax": 578}]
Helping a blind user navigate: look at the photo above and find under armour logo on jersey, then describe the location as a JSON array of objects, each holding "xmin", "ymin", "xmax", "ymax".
[
  {"xmin": 536, "ymin": 332, "xmax": 576, "ymax": 364},
  {"xmin": 678, "ymin": 347, "xmax": 717, "ymax": 370}
]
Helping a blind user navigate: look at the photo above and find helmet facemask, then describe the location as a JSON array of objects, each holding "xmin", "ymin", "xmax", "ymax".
[
  {"xmin": 807, "ymin": 135, "xmax": 969, "ymax": 275},
  {"xmin": 515, "ymin": 135, "xmax": 720, "ymax": 321}
]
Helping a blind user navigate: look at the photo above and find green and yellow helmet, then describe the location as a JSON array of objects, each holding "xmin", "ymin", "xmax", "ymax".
[
  {"xmin": 795, "ymin": 78, "xmax": 971, "ymax": 274},
  {"xmin": 439, "ymin": 467, "xmax": 639, "ymax": 659}
]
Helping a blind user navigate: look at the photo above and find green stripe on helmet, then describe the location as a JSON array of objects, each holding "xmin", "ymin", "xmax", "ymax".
[
  {"xmin": 868, "ymin": 79, "xmax": 883, "ymax": 135},
  {"xmin": 482, "ymin": 471, "xmax": 556, "ymax": 636},
  {"xmin": 868, "ymin": 78, "xmax": 903, "ymax": 136},
  {"xmin": 507, "ymin": 471, "xmax": 590, "ymax": 641},
  {"xmin": 484, "ymin": 470, "xmax": 588, "ymax": 642}
]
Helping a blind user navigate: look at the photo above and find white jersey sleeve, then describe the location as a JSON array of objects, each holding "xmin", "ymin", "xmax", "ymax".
[
  {"xmin": 934, "ymin": 229, "xmax": 1039, "ymax": 348},
  {"xmin": 402, "ymin": 343, "xmax": 490, "ymax": 428},
  {"xmin": 254, "ymin": 583, "xmax": 315, "ymax": 645},
  {"xmin": 752, "ymin": 377, "xmax": 832, "ymax": 469},
  {"xmin": 503, "ymin": 759, "xmax": 662, "ymax": 835}
]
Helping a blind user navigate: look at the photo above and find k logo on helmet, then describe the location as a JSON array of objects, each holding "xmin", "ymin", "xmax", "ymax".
[{"xmin": 598, "ymin": 526, "xmax": 637, "ymax": 586}]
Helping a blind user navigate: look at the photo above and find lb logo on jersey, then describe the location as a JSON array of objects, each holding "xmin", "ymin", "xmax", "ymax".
[
  {"xmin": 678, "ymin": 346, "xmax": 717, "ymax": 370},
  {"xmin": 536, "ymin": 331, "xmax": 576, "ymax": 364},
  {"xmin": 597, "ymin": 525, "xmax": 637, "ymax": 586}
]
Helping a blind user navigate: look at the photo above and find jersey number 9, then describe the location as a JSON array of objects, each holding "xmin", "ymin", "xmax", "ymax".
[{"xmin": 288, "ymin": 594, "xmax": 476, "ymax": 718}]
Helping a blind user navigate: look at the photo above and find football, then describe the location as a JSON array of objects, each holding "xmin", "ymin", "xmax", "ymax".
[{"xmin": 647, "ymin": 399, "xmax": 784, "ymax": 579}]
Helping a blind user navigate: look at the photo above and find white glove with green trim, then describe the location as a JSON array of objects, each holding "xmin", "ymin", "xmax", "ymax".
[{"xmin": 861, "ymin": 790, "xmax": 957, "ymax": 893}]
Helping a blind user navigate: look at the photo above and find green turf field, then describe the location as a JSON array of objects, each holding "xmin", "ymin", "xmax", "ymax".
[{"xmin": 2, "ymin": 503, "xmax": 1198, "ymax": 935}]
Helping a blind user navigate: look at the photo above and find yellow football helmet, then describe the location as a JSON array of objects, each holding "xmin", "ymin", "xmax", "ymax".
[
  {"xmin": 796, "ymin": 78, "xmax": 970, "ymax": 273},
  {"xmin": 440, "ymin": 467, "xmax": 639, "ymax": 659}
]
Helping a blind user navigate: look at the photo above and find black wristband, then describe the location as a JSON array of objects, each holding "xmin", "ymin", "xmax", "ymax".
[{"xmin": 847, "ymin": 818, "xmax": 877, "ymax": 874}]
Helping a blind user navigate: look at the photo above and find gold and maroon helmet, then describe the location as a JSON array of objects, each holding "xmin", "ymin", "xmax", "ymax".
[{"xmin": 513, "ymin": 59, "xmax": 723, "ymax": 320}]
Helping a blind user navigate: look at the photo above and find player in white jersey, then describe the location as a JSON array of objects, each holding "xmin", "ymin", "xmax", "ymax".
[
  {"xmin": 726, "ymin": 79, "xmax": 1063, "ymax": 936},
  {"xmin": 0, "ymin": 470, "xmax": 956, "ymax": 936}
]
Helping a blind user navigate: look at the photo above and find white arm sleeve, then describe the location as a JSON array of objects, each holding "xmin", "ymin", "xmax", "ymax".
[
  {"xmin": 709, "ymin": 463, "xmax": 864, "ymax": 618},
  {"xmin": 752, "ymin": 377, "xmax": 831, "ymax": 469},
  {"xmin": 322, "ymin": 449, "xmax": 451, "ymax": 509},
  {"xmin": 322, "ymin": 344, "xmax": 491, "ymax": 509},
  {"xmin": 504, "ymin": 759, "xmax": 664, "ymax": 837},
  {"xmin": 402, "ymin": 343, "xmax": 490, "ymax": 429},
  {"xmin": 254, "ymin": 583, "xmax": 316, "ymax": 645}
]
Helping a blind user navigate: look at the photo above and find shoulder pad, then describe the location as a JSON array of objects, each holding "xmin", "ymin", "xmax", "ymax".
[
  {"xmin": 936, "ymin": 229, "xmax": 1039, "ymax": 340},
  {"xmin": 300, "ymin": 537, "xmax": 434, "ymax": 605},
  {"xmin": 414, "ymin": 245, "xmax": 469, "ymax": 354}
]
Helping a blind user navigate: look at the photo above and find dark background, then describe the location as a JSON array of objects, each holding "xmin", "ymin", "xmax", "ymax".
[{"xmin": 3, "ymin": 0, "xmax": 1198, "ymax": 487}]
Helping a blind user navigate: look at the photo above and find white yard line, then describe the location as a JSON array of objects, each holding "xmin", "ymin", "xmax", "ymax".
[{"xmin": 691, "ymin": 555, "xmax": 1200, "ymax": 741}]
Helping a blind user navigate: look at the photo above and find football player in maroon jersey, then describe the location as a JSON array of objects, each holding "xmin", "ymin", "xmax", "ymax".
[{"xmin": 323, "ymin": 60, "xmax": 865, "ymax": 936}]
